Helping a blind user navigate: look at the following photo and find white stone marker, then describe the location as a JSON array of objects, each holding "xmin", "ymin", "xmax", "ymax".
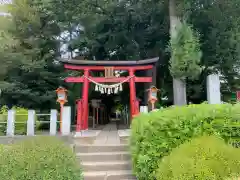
[
  {"xmin": 50, "ymin": 109, "xmax": 57, "ymax": 135},
  {"xmin": 140, "ymin": 106, "xmax": 148, "ymax": 113},
  {"xmin": 27, "ymin": 110, "xmax": 35, "ymax": 136},
  {"xmin": 7, "ymin": 110, "xmax": 15, "ymax": 136},
  {"xmin": 207, "ymin": 73, "xmax": 221, "ymax": 104},
  {"xmin": 61, "ymin": 106, "xmax": 71, "ymax": 136}
]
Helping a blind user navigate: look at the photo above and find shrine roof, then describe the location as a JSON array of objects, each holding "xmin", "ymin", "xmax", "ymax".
[{"xmin": 59, "ymin": 57, "xmax": 159, "ymax": 66}]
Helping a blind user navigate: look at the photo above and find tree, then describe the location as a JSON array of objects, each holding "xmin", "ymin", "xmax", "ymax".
[
  {"xmin": 169, "ymin": 0, "xmax": 202, "ymax": 106},
  {"xmin": 0, "ymin": 0, "xmax": 64, "ymax": 109},
  {"xmin": 0, "ymin": 5, "xmax": 20, "ymax": 89},
  {"xmin": 65, "ymin": 0, "xmax": 170, "ymax": 104},
  {"xmin": 169, "ymin": 21, "xmax": 202, "ymax": 80},
  {"xmin": 1, "ymin": 0, "xmax": 240, "ymax": 109},
  {"xmin": 180, "ymin": 0, "xmax": 240, "ymax": 101}
]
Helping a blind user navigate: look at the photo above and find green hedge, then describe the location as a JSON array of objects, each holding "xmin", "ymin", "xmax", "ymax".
[
  {"xmin": 157, "ymin": 135, "xmax": 240, "ymax": 180},
  {"xmin": 130, "ymin": 103, "xmax": 240, "ymax": 180},
  {"xmin": 0, "ymin": 136, "xmax": 83, "ymax": 180},
  {"xmin": 0, "ymin": 106, "xmax": 40, "ymax": 135}
]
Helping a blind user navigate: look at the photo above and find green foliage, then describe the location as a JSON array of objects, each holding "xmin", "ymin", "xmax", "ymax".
[
  {"xmin": 169, "ymin": 21, "xmax": 202, "ymax": 80},
  {"xmin": 156, "ymin": 135, "xmax": 240, "ymax": 180},
  {"xmin": 0, "ymin": 106, "xmax": 8, "ymax": 135},
  {"xmin": 0, "ymin": 105, "xmax": 8, "ymax": 114},
  {"xmin": 130, "ymin": 103, "xmax": 240, "ymax": 180},
  {"xmin": 0, "ymin": 106, "xmax": 40, "ymax": 135},
  {"xmin": 130, "ymin": 113, "xmax": 151, "ymax": 175},
  {"xmin": 0, "ymin": 136, "xmax": 83, "ymax": 180},
  {"xmin": 0, "ymin": 0, "xmax": 68, "ymax": 110},
  {"xmin": 182, "ymin": 0, "xmax": 240, "ymax": 100},
  {"xmin": 1, "ymin": 0, "xmax": 239, "ymax": 107},
  {"xmin": 75, "ymin": 0, "xmax": 168, "ymax": 60}
]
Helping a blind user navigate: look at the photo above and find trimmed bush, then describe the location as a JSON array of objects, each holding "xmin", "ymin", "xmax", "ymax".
[
  {"xmin": 130, "ymin": 112, "xmax": 151, "ymax": 174},
  {"xmin": 0, "ymin": 106, "xmax": 40, "ymax": 135},
  {"xmin": 157, "ymin": 135, "xmax": 240, "ymax": 180},
  {"xmin": 0, "ymin": 136, "xmax": 83, "ymax": 180},
  {"xmin": 130, "ymin": 103, "xmax": 240, "ymax": 180}
]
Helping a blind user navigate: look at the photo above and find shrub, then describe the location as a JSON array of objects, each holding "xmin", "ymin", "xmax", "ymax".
[
  {"xmin": 0, "ymin": 106, "xmax": 40, "ymax": 135},
  {"xmin": 130, "ymin": 103, "xmax": 240, "ymax": 180},
  {"xmin": 157, "ymin": 135, "xmax": 240, "ymax": 180},
  {"xmin": 130, "ymin": 113, "xmax": 151, "ymax": 173},
  {"xmin": 0, "ymin": 136, "xmax": 83, "ymax": 180}
]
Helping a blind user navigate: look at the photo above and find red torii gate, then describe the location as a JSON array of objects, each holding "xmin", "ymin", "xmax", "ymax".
[{"xmin": 60, "ymin": 57, "xmax": 159, "ymax": 132}]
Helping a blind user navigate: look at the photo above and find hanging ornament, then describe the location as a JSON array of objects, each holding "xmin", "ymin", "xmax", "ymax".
[
  {"xmin": 119, "ymin": 83, "xmax": 123, "ymax": 91},
  {"xmin": 95, "ymin": 84, "xmax": 99, "ymax": 91},
  {"xmin": 114, "ymin": 86, "xmax": 118, "ymax": 94}
]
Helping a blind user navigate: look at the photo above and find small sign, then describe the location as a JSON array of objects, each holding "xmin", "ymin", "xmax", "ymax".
[
  {"xmin": 147, "ymin": 86, "xmax": 160, "ymax": 111},
  {"xmin": 148, "ymin": 86, "xmax": 159, "ymax": 102},
  {"xmin": 58, "ymin": 92, "xmax": 65, "ymax": 101},
  {"xmin": 104, "ymin": 67, "xmax": 114, "ymax": 78},
  {"xmin": 237, "ymin": 91, "xmax": 240, "ymax": 101},
  {"xmin": 151, "ymin": 91, "xmax": 157, "ymax": 99},
  {"xmin": 91, "ymin": 99, "xmax": 101, "ymax": 108},
  {"xmin": 56, "ymin": 87, "xmax": 68, "ymax": 104}
]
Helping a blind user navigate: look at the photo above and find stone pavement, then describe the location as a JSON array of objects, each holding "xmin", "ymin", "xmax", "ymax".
[
  {"xmin": 73, "ymin": 122, "xmax": 136, "ymax": 180},
  {"xmin": 93, "ymin": 122, "xmax": 120, "ymax": 144}
]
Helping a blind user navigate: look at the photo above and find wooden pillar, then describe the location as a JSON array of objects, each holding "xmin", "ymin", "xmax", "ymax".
[
  {"xmin": 104, "ymin": 108, "xmax": 107, "ymax": 124},
  {"xmin": 76, "ymin": 99, "xmax": 83, "ymax": 132},
  {"xmin": 93, "ymin": 106, "xmax": 95, "ymax": 128},
  {"xmin": 129, "ymin": 68, "xmax": 136, "ymax": 120},
  {"xmin": 96, "ymin": 108, "xmax": 99, "ymax": 125},
  {"xmin": 100, "ymin": 108, "xmax": 102, "ymax": 125},
  {"xmin": 82, "ymin": 69, "xmax": 89, "ymax": 130},
  {"xmin": 135, "ymin": 99, "xmax": 140, "ymax": 115}
]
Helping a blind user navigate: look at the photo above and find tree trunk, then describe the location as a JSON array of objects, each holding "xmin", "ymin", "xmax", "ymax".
[{"xmin": 169, "ymin": 0, "xmax": 187, "ymax": 105}]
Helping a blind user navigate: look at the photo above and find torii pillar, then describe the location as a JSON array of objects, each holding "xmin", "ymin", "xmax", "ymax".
[{"xmin": 82, "ymin": 69, "xmax": 89, "ymax": 130}]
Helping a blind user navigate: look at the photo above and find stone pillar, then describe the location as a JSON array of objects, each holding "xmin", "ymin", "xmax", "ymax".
[
  {"xmin": 207, "ymin": 74, "xmax": 221, "ymax": 104},
  {"xmin": 50, "ymin": 109, "xmax": 57, "ymax": 135},
  {"xmin": 140, "ymin": 106, "xmax": 148, "ymax": 113},
  {"xmin": 7, "ymin": 110, "xmax": 15, "ymax": 136},
  {"xmin": 61, "ymin": 106, "xmax": 71, "ymax": 136},
  {"xmin": 173, "ymin": 79, "xmax": 187, "ymax": 105},
  {"xmin": 27, "ymin": 110, "xmax": 35, "ymax": 136}
]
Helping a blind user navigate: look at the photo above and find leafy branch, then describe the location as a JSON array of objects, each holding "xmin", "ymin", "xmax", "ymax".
[{"xmin": 169, "ymin": 21, "xmax": 202, "ymax": 80}]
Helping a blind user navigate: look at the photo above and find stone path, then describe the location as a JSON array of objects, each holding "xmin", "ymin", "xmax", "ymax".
[
  {"xmin": 93, "ymin": 122, "xmax": 120, "ymax": 144},
  {"xmin": 73, "ymin": 122, "xmax": 136, "ymax": 180}
]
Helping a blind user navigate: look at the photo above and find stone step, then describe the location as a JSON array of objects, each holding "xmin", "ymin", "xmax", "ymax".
[
  {"xmin": 74, "ymin": 144, "xmax": 129, "ymax": 153},
  {"xmin": 120, "ymin": 136, "xmax": 129, "ymax": 144},
  {"xmin": 82, "ymin": 161, "xmax": 132, "ymax": 172},
  {"xmin": 73, "ymin": 137, "xmax": 97, "ymax": 144},
  {"xmin": 77, "ymin": 151, "xmax": 130, "ymax": 162},
  {"xmin": 84, "ymin": 170, "xmax": 136, "ymax": 180}
]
